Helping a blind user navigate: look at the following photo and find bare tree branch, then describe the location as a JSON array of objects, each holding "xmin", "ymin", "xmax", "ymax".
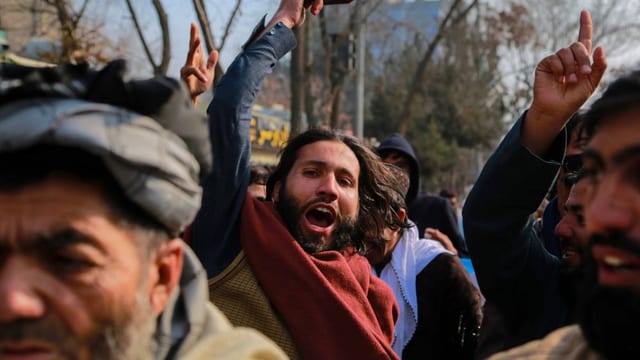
[
  {"xmin": 397, "ymin": 0, "xmax": 479, "ymax": 134},
  {"xmin": 52, "ymin": 0, "xmax": 76, "ymax": 61},
  {"xmin": 124, "ymin": 0, "xmax": 158, "ymax": 71},
  {"xmin": 151, "ymin": 0, "xmax": 170, "ymax": 75},
  {"xmin": 192, "ymin": 0, "xmax": 225, "ymax": 83},
  {"xmin": 219, "ymin": 0, "xmax": 242, "ymax": 50},
  {"xmin": 72, "ymin": 0, "xmax": 89, "ymax": 28}
]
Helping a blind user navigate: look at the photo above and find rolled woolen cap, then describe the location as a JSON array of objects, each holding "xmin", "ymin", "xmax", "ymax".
[
  {"xmin": 384, "ymin": 163, "xmax": 410, "ymax": 200},
  {"xmin": 0, "ymin": 98, "xmax": 202, "ymax": 234},
  {"xmin": 0, "ymin": 60, "xmax": 208, "ymax": 234}
]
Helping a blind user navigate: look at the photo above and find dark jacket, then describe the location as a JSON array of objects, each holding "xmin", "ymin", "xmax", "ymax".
[
  {"xmin": 376, "ymin": 133, "xmax": 421, "ymax": 205},
  {"xmin": 463, "ymin": 115, "xmax": 574, "ymax": 356},
  {"xmin": 409, "ymin": 194, "xmax": 469, "ymax": 257},
  {"xmin": 376, "ymin": 133, "xmax": 468, "ymax": 256},
  {"xmin": 403, "ymin": 254, "xmax": 481, "ymax": 359},
  {"xmin": 540, "ymin": 196, "xmax": 562, "ymax": 258}
]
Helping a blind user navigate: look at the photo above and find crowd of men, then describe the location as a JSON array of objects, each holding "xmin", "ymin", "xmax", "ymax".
[{"xmin": 0, "ymin": 0, "xmax": 638, "ymax": 359}]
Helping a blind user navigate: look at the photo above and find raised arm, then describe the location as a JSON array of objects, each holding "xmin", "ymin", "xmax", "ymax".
[
  {"xmin": 463, "ymin": 10, "xmax": 607, "ymax": 346},
  {"xmin": 522, "ymin": 10, "xmax": 607, "ymax": 156},
  {"xmin": 188, "ymin": 0, "xmax": 324, "ymax": 277}
]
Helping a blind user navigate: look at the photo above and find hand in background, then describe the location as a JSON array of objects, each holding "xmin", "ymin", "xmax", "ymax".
[
  {"xmin": 425, "ymin": 228, "xmax": 458, "ymax": 256},
  {"xmin": 180, "ymin": 23, "xmax": 218, "ymax": 104}
]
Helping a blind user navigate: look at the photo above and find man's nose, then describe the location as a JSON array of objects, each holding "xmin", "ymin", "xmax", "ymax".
[
  {"xmin": 0, "ymin": 256, "xmax": 47, "ymax": 323},
  {"xmin": 316, "ymin": 174, "xmax": 339, "ymax": 201},
  {"xmin": 555, "ymin": 217, "xmax": 574, "ymax": 240},
  {"xmin": 585, "ymin": 177, "xmax": 633, "ymax": 235}
]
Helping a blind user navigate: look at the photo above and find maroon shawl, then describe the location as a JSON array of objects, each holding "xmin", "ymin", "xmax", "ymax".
[{"xmin": 240, "ymin": 196, "xmax": 399, "ymax": 360}]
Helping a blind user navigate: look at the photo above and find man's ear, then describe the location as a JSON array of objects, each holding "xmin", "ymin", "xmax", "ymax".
[
  {"xmin": 147, "ymin": 238, "xmax": 183, "ymax": 315},
  {"xmin": 271, "ymin": 180, "xmax": 282, "ymax": 202},
  {"xmin": 398, "ymin": 208, "xmax": 407, "ymax": 224}
]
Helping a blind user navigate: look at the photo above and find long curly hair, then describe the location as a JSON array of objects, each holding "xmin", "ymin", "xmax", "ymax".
[{"xmin": 266, "ymin": 129, "xmax": 400, "ymax": 253}]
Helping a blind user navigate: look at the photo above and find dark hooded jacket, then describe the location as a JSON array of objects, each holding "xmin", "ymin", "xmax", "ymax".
[
  {"xmin": 377, "ymin": 134, "xmax": 468, "ymax": 256},
  {"xmin": 377, "ymin": 133, "xmax": 421, "ymax": 205}
]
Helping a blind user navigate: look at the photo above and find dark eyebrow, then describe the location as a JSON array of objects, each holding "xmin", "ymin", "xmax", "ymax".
[
  {"xmin": 612, "ymin": 144, "xmax": 640, "ymax": 165},
  {"xmin": 566, "ymin": 204, "xmax": 583, "ymax": 213},
  {"xmin": 300, "ymin": 159, "xmax": 356, "ymax": 179},
  {"xmin": 582, "ymin": 148, "xmax": 604, "ymax": 166},
  {"xmin": 32, "ymin": 228, "xmax": 106, "ymax": 254}
]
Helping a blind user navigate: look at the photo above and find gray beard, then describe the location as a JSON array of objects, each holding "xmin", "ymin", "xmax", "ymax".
[
  {"xmin": 92, "ymin": 293, "xmax": 157, "ymax": 360},
  {"xmin": 0, "ymin": 285, "xmax": 157, "ymax": 360}
]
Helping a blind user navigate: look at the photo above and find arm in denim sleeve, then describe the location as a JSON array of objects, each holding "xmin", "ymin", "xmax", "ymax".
[{"xmin": 190, "ymin": 20, "xmax": 297, "ymax": 277}]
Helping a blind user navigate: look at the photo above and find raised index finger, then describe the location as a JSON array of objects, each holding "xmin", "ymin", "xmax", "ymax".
[
  {"xmin": 186, "ymin": 23, "xmax": 200, "ymax": 64},
  {"xmin": 578, "ymin": 10, "xmax": 592, "ymax": 54}
]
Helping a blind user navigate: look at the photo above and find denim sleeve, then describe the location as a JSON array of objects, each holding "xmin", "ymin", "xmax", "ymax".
[{"xmin": 190, "ymin": 20, "xmax": 297, "ymax": 277}]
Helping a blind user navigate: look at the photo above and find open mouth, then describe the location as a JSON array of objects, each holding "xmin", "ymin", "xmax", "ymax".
[
  {"xmin": 592, "ymin": 245, "xmax": 640, "ymax": 287},
  {"xmin": 304, "ymin": 205, "xmax": 336, "ymax": 230},
  {"xmin": 562, "ymin": 246, "xmax": 577, "ymax": 260}
]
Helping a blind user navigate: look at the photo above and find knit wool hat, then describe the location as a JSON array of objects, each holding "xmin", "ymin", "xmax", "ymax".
[
  {"xmin": 0, "ymin": 60, "xmax": 208, "ymax": 234},
  {"xmin": 376, "ymin": 133, "xmax": 420, "ymax": 205},
  {"xmin": 384, "ymin": 163, "xmax": 410, "ymax": 200}
]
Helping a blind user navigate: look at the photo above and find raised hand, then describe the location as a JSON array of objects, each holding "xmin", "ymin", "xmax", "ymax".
[
  {"xmin": 523, "ymin": 10, "xmax": 607, "ymax": 155},
  {"xmin": 262, "ymin": 0, "xmax": 324, "ymax": 33},
  {"xmin": 180, "ymin": 23, "xmax": 218, "ymax": 104}
]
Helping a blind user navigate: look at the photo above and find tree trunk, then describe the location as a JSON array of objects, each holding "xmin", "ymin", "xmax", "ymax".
[
  {"xmin": 329, "ymin": 83, "xmax": 343, "ymax": 129},
  {"xmin": 152, "ymin": 0, "xmax": 170, "ymax": 75},
  {"xmin": 304, "ymin": 20, "xmax": 317, "ymax": 129},
  {"xmin": 290, "ymin": 24, "xmax": 305, "ymax": 136},
  {"xmin": 52, "ymin": 0, "xmax": 76, "ymax": 62}
]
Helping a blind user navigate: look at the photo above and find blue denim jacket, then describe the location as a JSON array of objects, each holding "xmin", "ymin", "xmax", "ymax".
[{"xmin": 190, "ymin": 20, "xmax": 297, "ymax": 277}]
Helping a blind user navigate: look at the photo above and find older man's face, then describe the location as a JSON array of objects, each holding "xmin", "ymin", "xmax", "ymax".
[{"xmin": 0, "ymin": 175, "xmax": 157, "ymax": 359}]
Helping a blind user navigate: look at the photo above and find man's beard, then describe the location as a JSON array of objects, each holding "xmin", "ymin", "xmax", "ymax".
[
  {"xmin": 578, "ymin": 233, "xmax": 640, "ymax": 360},
  {"xmin": 0, "ymin": 283, "xmax": 157, "ymax": 360},
  {"xmin": 276, "ymin": 185, "xmax": 358, "ymax": 254},
  {"xmin": 558, "ymin": 246, "xmax": 589, "ymax": 310}
]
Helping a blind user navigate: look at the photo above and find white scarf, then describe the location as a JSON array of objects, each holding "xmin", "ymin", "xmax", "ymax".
[{"xmin": 377, "ymin": 221, "xmax": 452, "ymax": 357}]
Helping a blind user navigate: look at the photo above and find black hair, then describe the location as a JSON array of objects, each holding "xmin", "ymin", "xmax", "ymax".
[
  {"xmin": 584, "ymin": 70, "xmax": 640, "ymax": 139},
  {"xmin": 250, "ymin": 164, "xmax": 270, "ymax": 185}
]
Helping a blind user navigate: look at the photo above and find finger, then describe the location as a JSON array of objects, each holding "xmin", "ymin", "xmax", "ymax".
[
  {"xmin": 181, "ymin": 67, "xmax": 208, "ymax": 83},
  {"xmin": 206, "ymin": 50, "xmax": 219, "ymax": 71},
  {"xmin": 578, "ymin": 10, "xmax": 592, "ymax": 54},
  {"xmin": 186, "ymin": 24, "xmax": 201, "ymax": 64},
  {"xmin": 186, "ymin": 37, "xmax": 202, "ymax": 64},
  {"xmin": 569, "ymin": 41, "xmax": 592, "ymax": 76},
  {"xmin": 538, "ymin": 53, "xmax": 566, "ymax": 83},
  {"xmin": 556, "ymin": 47, "xmax": 578, "ymax": 83},
  {"xmin": 309, "ymin": 0, "xmax": 324, "ymax": 16}
]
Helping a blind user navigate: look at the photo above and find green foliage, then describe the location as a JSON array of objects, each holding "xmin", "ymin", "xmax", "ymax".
[{"xmin": 366, "ymin": 4, "xmax": 506, "ymax": 192}]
